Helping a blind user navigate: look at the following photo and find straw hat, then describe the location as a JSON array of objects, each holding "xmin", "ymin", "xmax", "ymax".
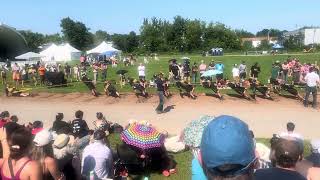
[{"xmin": 53, "ymin": 134, "xmax": 70, "ymax": 149}]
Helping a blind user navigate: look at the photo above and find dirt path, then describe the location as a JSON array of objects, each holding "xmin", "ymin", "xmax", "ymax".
[{"xmin": 1, "ymin": 93, "xmax": 319, "ymax": 139}]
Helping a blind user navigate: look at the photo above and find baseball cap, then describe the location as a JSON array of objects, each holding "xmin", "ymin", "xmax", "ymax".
[
  {"xmin": 200, "ymin": 115, "xmax": 255, "ymax": 176},
  {"xmin": 311, "ymin": 139, "xmax": 320, "ymax": 153},
  {"xmin": 33, "ymin": 129, "xmax": 53, "ymax": 147}
]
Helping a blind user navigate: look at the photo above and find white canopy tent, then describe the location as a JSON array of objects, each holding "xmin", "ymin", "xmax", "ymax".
[
  {"xmin": 87, "ymin": 41, "xmax": 120, "ymax": 54},
  {"xmin": 40, "ymin": 43, "xmax": 59, "ymax": 61},
  {"xmin": 55, "ymin": 43, "xmax": 81, "ymax": 62},
  {"xmin": 13, "ymin": 52, "xmax": 44, "ymax": 66},
  {"xmin": 40, "ymin": 43, "xmax": 81, "ymax": 62}
]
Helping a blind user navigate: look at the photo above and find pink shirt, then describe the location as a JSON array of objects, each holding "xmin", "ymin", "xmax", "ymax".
[{"xmin": 199, "ymin": 64, "xmax": 207, "ymax": 73}]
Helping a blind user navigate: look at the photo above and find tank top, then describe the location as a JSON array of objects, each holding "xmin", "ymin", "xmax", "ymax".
[{"xmin": 1, "ymin": 159, "xmax": 31, "ymax": 180}]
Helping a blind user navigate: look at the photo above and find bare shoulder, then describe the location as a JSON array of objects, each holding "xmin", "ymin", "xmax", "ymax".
[
  {"xmin": 25, "ymin": 160, "xmax": 41, "ymax": 170},
  {"xmin": 45, "ymin": 156, "xmax": 57, "ymax": 166}
]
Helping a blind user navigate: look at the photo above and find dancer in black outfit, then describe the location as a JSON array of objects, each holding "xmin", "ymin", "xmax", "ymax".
[
  {"xmin": 81, "ymin": 72, "xmax": 98, "ymax": 96},
  {"xmin": 104, "ymin": 81, "xmax": 120, "ymax": 98}
]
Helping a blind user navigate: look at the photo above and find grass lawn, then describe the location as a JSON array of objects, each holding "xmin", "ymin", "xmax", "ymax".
[
  {"xmin": 107, "ymin": 133, "xmax": 312, "ymax": 180},
  {"xmin": 1, "ymin": 53, "xmax": 320, "ymax": 95}
]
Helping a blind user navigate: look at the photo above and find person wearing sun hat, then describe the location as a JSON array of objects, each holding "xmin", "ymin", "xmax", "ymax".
[
  {"xmin": 32, "ymin": 129, "xmax": 65, "ymax": 179},
  {"xmin": 200, "ymin": 115, "xmax": 256, "ymax": 180}
]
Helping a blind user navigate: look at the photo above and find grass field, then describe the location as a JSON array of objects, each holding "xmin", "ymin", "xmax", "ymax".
[
  {"xmin": 1, "ymin": 53, "xmax": 320, "ymax": 95},
  {"xmin": 106, "ymin": 133, "xmax": 312, "ymax": 180}
]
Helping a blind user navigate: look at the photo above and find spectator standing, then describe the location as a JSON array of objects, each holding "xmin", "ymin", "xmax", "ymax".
[
  {"xmin": 199, "ymin": 60, "xmax": 207, "ymax": 77},
  {"xmin": 64, "ymin": 63, "xmax": 72, "ymax": 82},
  {"xmin": 293, "ymin": 63, "xmax": 302, "ymax": 84},
  {"xmin": 200, "ymin": 115, "xmax": 256, "ymax": 180},
  {"xmin": 38, "ymin": 65, "xmax": 46, "ymax": 86},
  {"xmin": 250, "ymin": 62, "xmax": 261, "ymax": 79},
  {"xmin": 254, "ymin": 138, "xmax": 306, "ymax": 180},
  {"xmin": 1, "ymin": 65, "xmax": 7, "ymax": 85},
  {"xmin": 191, "ymin": 62, "xmax": 199, "ymax": 83},
  {"xmin": 215, "ymin": 62, "xmax": 224, "ymax": 81},
  {"xmin": 138, "ymin": 63, "xmax": 146, "ymax": 81},
  {"xmin": 232, "ymin": 64, "xmax": 240, "ymax": 82},
  {"xmin": 81, "ymin": 130, "xmax": 113, "ymax": 179},
  {"xmin": 239, "ymin": 61, "xmax": 247, "ymax": 80},
  {"xmin": 282, "ymin": 62, "xmax": 290, "ymax": 83},
  {"xmin": 101, "ymin": 63, "xmax": 107, "ymax": 81},
  {"xmin": 155, "ymin": 73, "xmax": 165, "ymax": 114},
  {"xmin": 208, "ymin": 60, "xmax": 215, "ymax": 70},
  {"xmin": 304, "ymin": 67, "xmax": 320, "ymax": 108},
  {"xmin": 12, "ymin": 63, "xmax": 21, "ymax": 88},
  {"xmin": 73, "ymin": 64, "xmax": 80, "ymax": 81},
  {"xmin": 92, "ymin": 63, "xmax": 99, "ymax": 85}
]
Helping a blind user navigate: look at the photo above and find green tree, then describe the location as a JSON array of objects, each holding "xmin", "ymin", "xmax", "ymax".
[
  {"xmin": 242, "ymin": 41, "xmax": 253, "ymax": 51},
  {"xmin": 257, "ymin": 40, "xmax": 272, "ymax": 50},
  {"xmin": 126, "ymin": 31, "xmax": 139, "ymax": 53},
  {"xmin": 19, "ymin": 30, "xmax": 45, "ymax": 51},
  {"xmin": 256, "ymin": 28, "xmax": 282, "ymax": 37},
  {"xmin": 44, "ymin": 33, "xmax": 63, "ymax": 44},
  {"xmin": 140, "ymin": 17, "xmax": 165, "ymax": 52},
  {"xmin": 172, "ymin": 16, "xmax": 187, "ymax": 51},
  {"xmin": 60, "ymin": 17, "xmax": 94, "ymax": 50},
  {"xmin": 185, "ymin": 20, "xmax": 205, "ymax": 52},
  {"xmin": 203, "ymin": 23, "xmax": 241, "ymax": 50},
  {"xmin": 94, "ymin": 30, "xmax": 111, "ymax": 44},
  {"xmin": 283, "ymin": 35, "xmax": 303, "ymax": 50},
  {"xmin": 235, "ymin": 29, "xmax": 255, "ymax": 38}
]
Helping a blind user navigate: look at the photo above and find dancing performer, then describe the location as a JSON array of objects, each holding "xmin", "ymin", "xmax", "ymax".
[
  {"xmin": 81, "ymin": 72, "xmax": 98, "ymax": 97},
  {"xmin": 128, "ymin": 78, "xmax": 148, "ymax": 98},
  {"xmin": 175, "ymin": 80, "xmax": 196, "ymax": 99},
  {"xmin": 227, "ymin": 80, "xmax": 250, "ymax": 100},
  {"xmin": 200, "ymin": 77, "xmax": 223, "ymax": 99},
  {"xmin": 104, "ymin": 81, "xmax": 120, "ymax": 98},
  {"xmin": 248, "ymin": 78, "xmax": 271, "ymax": 99}
]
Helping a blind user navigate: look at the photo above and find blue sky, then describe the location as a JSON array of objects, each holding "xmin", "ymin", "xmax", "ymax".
[{"xmin": 1, "ymin": 0, "xmax": 320, "ymax": 35}]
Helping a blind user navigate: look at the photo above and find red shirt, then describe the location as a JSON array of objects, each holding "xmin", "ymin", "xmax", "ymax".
[{"xmin": 0, "ymin": 119, "xmax": 7, "ymax": 128}]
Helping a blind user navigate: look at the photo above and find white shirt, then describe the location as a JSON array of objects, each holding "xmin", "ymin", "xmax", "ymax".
[
  {"xmin": 232, "ymin": 67, "xmax": 240, "ymax": 77},
  {"xmin": 305, "ymin": 72, "xmax": 320, "ymax": 87},
  {"xmin": 279, "ymin": 131, "xmax": 304, "ymax": 141},
  {"xmin": 82, "ymin": 141, "xmax": 113, "ymax": 179},
  {"xmin": 138, "ymin": 65, "xmax": 145, "ymax": 76},
  {"xmin": 73, "ymin": 66, "xmax": 79, "ymax": 74}
]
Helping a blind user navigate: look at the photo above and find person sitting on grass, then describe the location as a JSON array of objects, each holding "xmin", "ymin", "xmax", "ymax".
[
  {"xmin": 32, "ymin": 129, "xmax": 65, "ymax": 180},
  {"xmin": 279, "ymin": 122, "xmax": 303, "ymax": 141},
  {"xmin": 199, "ymin": 115, "xmax": 257, "ymax": 180},
  {"xmin": 0, "ymin": 111, "xmax": 11, "ymax": 128},
  {"xmin": 0, "ymin": 126, "xmax": 42, "ymax": 180},
  {"xmin": 51, "ymin": 113, "xmax": 72, "ymax": 135},
  {"xmin": 104, "ymin": 80, "xmax": 120, "ymax": 98},
  {"xmin": 71, "ymin": 110, "xmax": 90, "ymax": 149},
  {"xmin": 81, "ymin": 130, "xmax": 113, "ymax": 179},
  {"xmin": 93, "ymin": 112, "xmax": 111, "ymax": 133},
  {"xmin": 175, "ymin": 80, "xmax": 197, "ymax": 99},
  {"xmin": 255, "ymin": 138, "xmax": 306, "ymax": 180},
  {"xmin": 81, "ymin": 72, "xmax": 98, "ymax": 97}
]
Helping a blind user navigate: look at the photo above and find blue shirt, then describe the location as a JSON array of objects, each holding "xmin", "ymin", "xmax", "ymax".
[
  {"xmin": 215, "ymin": 63, "xmax": 224, "ymax": 72},
  {"xmin": 192, "ymin": 158, "xmax": 207, "ymax": 180}
]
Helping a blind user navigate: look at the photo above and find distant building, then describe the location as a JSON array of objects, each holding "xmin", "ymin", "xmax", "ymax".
[
  {"xmin": 283, "ymin": 28, "xmax": 320, "ymax": 45},
  {"xmin": 241, "ymin": 37, "xmax": 278, "ymax": 48}
]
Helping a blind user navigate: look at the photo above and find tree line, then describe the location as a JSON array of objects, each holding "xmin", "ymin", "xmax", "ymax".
[{"xmin": 19, "ymin": 16, "xmax": 304, "ymax": 53}]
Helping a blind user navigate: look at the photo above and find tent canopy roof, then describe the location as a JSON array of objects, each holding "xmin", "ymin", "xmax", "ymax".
[
  {"xmin": 87, "ymin": 41, "xmax": 120, "ymax": 54},
  {"xmin": 15, "ymin": 52, "xmax": 43, "ymax": 60}
]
